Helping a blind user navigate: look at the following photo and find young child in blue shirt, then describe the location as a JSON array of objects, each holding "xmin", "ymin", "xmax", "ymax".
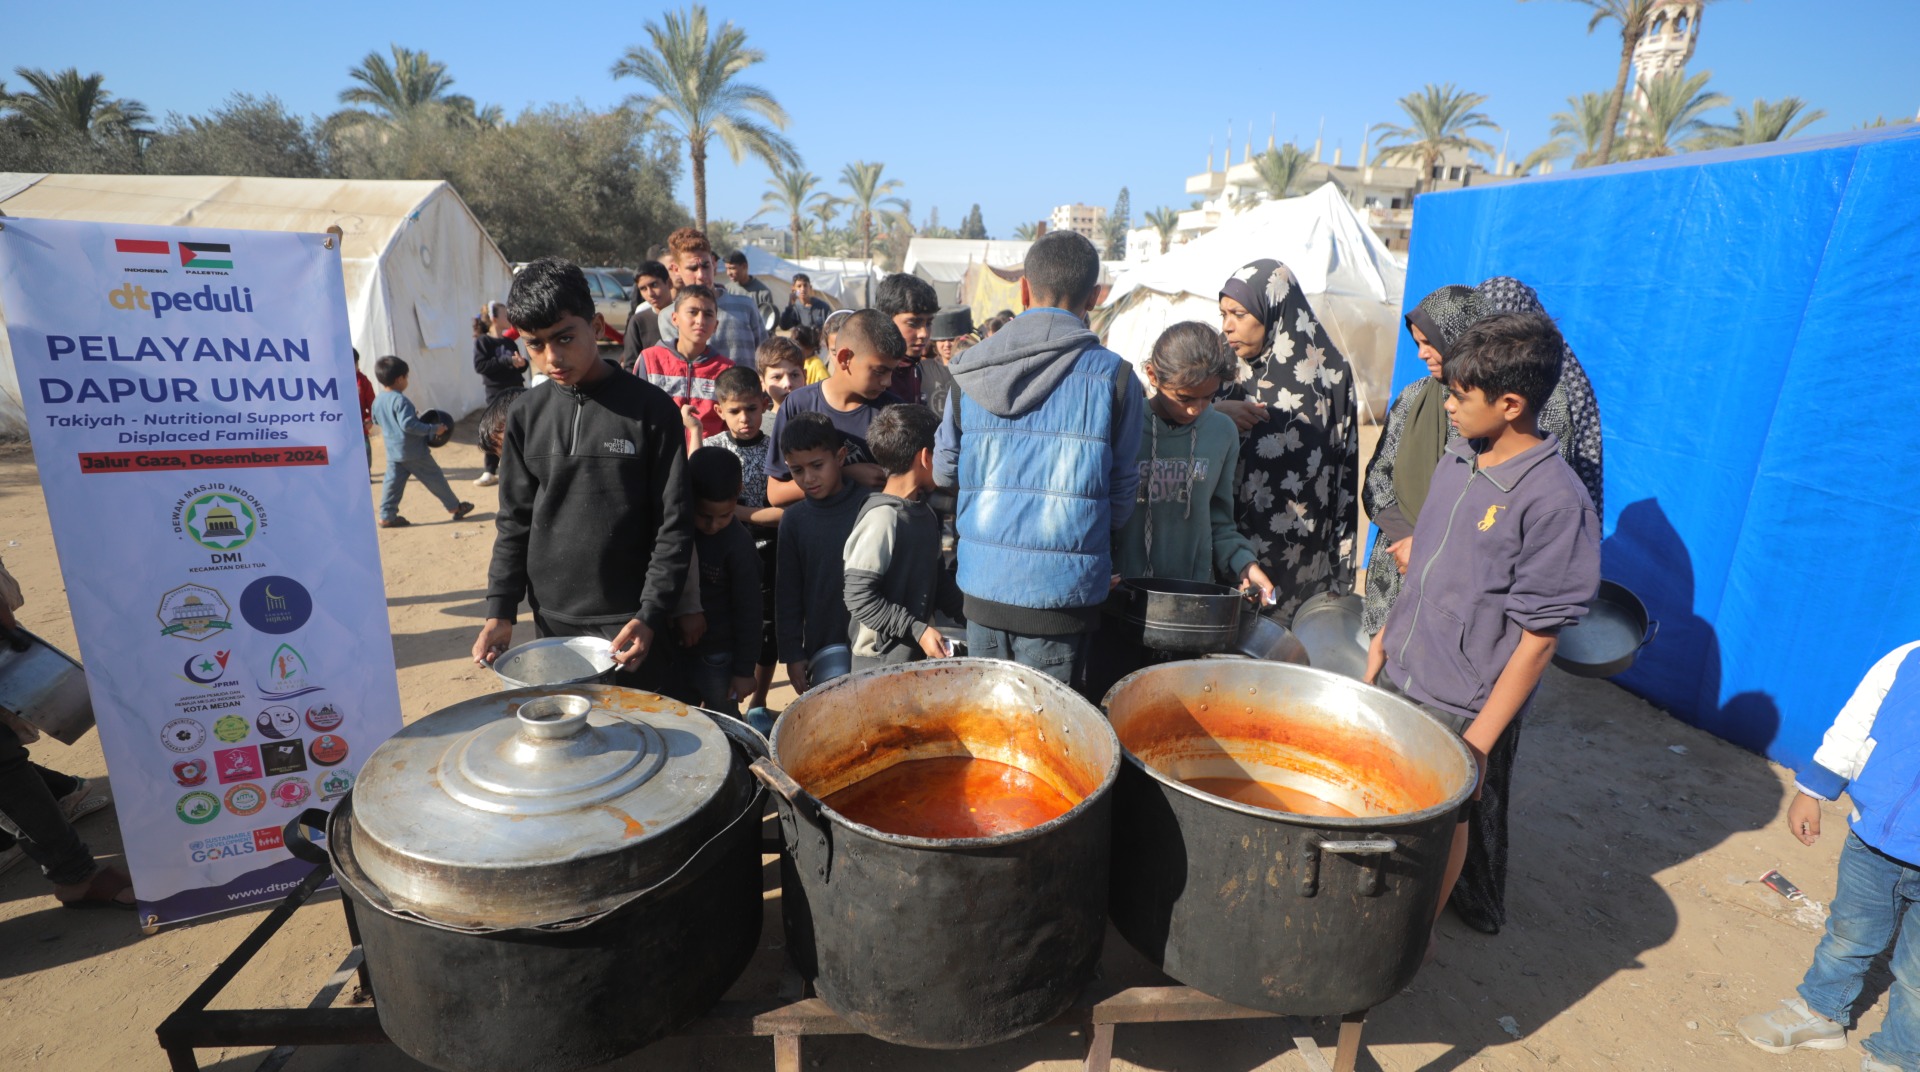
[
  {"xmin": 371, "ymin": 356, "xmax": 473, "ymax": 527},
  {"xmin": 1738, "ymin": 641, "xmax": 1920, "ymax": 1072}
]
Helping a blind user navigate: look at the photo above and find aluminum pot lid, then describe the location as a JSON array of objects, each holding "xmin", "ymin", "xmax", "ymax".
[{"xmin": 347, "ymin": 685, "xmax": 735, "ymax": 923}]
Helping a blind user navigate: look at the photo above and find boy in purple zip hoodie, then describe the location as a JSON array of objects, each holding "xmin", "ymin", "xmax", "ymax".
[{"xmin": 1364, "ymin": 310, "xmax": 1600, "ymax": 937}]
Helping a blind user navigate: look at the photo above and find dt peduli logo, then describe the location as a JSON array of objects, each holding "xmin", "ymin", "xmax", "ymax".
[{"xmin": 157, "ymin": 584, "xmax": 233, "ymax": 642}]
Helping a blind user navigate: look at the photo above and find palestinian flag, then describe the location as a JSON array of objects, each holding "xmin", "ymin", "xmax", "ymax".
[
  {"xmin": 114, "ymin": 238, "xmax": 169, "ymax": 255},
  {"xmin": 180, "ymin": 241, "xmax": 233, "ymax": 269}
]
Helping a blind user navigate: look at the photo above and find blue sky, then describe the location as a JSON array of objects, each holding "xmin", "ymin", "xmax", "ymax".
[{"xmin": 7, "ymin": 1, "xmax": 1916, "ymax": 240}]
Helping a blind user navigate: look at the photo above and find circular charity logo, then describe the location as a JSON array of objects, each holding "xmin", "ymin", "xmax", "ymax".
[
  {"xmin": 176, "ymin": 790, "xmax": 221, "ymax": 825},
  {"xmin": 162, "ymin": 718, "xmax": 206, "ymax": 753},
  {"xmin": 308, "ymin": 734, "xmax": 348, "ymax": 767},
  {"xmin": 172, "ymin": 759, "xmax": 208, "ymax": 787},
  {"xmin": 255, "ymin": 705, "xmax": 300, "ymax": 739},
  {"xmin": 304, "ymin": 702, "xmax": 343, "ymax": 732},
  {"xmin": 157, "ymin": 584, "xmax": 233, "ymax": 642},
  {"xmin": 181, "ymin": 490, "xmax": 260, "ymax": 551},
  {"xmin": 317, "ymin": 768, "xmax": 355, "ymax": 801},
  {"xmin": 224, "ymin": 783, "xmax": 266, "ymax": 817},
  {"xmin": 270, "ymin": 777, "xmax": 311, "ymax": 808},
  {"xmin": 213, "ymin": 714, "xmax": 250, "ymax": 743},
  {"xmin": 239, "ymin": 576, "xmax": 311, "ymax": 635}
]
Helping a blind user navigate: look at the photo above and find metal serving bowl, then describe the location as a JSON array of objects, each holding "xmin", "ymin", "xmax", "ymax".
[{"xmin": 492, "ymin": 636, "xmax": 617, "ymax": 689}]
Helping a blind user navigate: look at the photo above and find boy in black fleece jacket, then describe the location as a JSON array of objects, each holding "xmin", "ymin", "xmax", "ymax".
[
  {"xmin": 843, "ymin": 404, "xmax": 963, "ymax": 671},
  {"xmin": 774, "ymin": 412, "xmax": 870, "ymax": 693},
  {"xmin": 473, "ymin": 258, "xmax": 694, "ymax": 696}
]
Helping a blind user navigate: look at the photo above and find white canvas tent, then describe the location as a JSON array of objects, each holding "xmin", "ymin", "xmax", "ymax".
[
  {"xmin": 786, "ymin": 256, "xmax": 881, "ymax": 307},
  {"xmin": 903, "ymin": 238, "xmax": 1032, "ymax": 305},
  {"xmin": 738, "ymin": 246, "xmax": 850, "ymax": 312},
  {"xmin": 0, "ymin": 174, "xmax": 513, "ymax": 435},
  {"xmin": 1099, "ymin": 183, "xmax": 1406, "ymax": 420}
]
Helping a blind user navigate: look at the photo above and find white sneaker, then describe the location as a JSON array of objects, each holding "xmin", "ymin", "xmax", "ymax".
[
  {"xmin": 1736, "ymin": 997, "xmax": 1846, "ymax": 1054},
  {"xmin": 59, "ymin": 777, "xmax": 111, "ymax": 825},
  {"xmin": 1863, "ymin": 1054, "xmax": 1903, "ymax": 1072},
  {"xmin": 474, "ymin": 472, "xmax": 499, "ymax": 487}
]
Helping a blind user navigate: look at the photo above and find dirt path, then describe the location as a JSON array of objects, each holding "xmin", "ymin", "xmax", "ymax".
[{"xmin": 0, "ymin": 426, "xmax": 1875, "ymax": 1072}]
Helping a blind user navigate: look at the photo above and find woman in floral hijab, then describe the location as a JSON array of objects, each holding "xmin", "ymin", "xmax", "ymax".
[{"xmin": 1215, "ymin": 260, "xmax": 1358, "ymax": 622}]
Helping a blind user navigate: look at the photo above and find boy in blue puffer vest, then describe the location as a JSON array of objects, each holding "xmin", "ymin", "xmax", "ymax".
[
  {"xmin": 934, "ymin": 230, "xmax": 1144, "ymax": 691},
  {"xmin": 1737, "ymin": 641, "xmax": 1920, "ymax": 1072}
]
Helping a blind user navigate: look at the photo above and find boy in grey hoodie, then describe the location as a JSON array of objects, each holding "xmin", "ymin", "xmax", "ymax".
[
  {"xmin": 934, "ymin": 232, "xmax": 1144, "ymax": 690},
  {"xmin": 1365, "ymin": 311, "xmax": 1600, "ymax": 937}
]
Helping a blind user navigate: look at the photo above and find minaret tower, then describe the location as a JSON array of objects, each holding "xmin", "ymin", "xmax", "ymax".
[{"xmin": 1630, "ymin": 1, "xmax": 1702, "ymax": 120}]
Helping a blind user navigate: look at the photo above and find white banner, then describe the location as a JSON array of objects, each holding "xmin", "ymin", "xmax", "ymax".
[{"xmin": 0, "ymin": 217, "xmax": 402, "ymax": 928}]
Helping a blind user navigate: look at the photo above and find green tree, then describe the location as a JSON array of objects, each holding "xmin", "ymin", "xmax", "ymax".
[
  {"xmin": 959, "ymin": 203, "xmax": 987, "ymax": 240},
  {"xmin": 146, "ymin": 94, "xmax": 324, "ymax": 178},
  {"xmin": 810, "ymin": 197, "xmax": 840, "ymax": 249},
  {"xmin": 333, "ymin": 45, "xmax": 491, "ymax": 130},
  {"xmin": 1144, "ymin": 206, "xmax": 1181, "ymax": 255},
  {"xmin": 611, "ymin": 4, "xmax": 798, "ymax": 232},
  {"xmin": 1622, "ymin": 70, "xmax": 1730, "ymax": 158},
  {"xmin": 1373, "ymin": 83, "xmax": 1499, "ymax": 194},
  {"xmin": 1707, "ymin": 96, "xmax": 1825, "ymax": 147},
  {"xmin": 1, "ymin": 66, "xmax": 150, "ymax": 141},
  {"xmin": 839, "ymin": 160, "xmax": 906, "ymax": 264},
  {"xmin": 1251, "ymin": 144, "xmax": 1314, "ymax": 200},
  {"xmin": 1525, "ymin": 0, "xmax": 1724, "ymax": 167},
  {"xmin": 1012, "ymin": 221, "xmax": 1039, "ymax": 241},
  {"xmin": 1546, "ymin": 91, "xmax": 1615, "ymax": 168},
  {"xmin": 760, "ymin": 164, "xmax": 835, "ymax": 258},
  {"xmin": 1103, "ymin": 186, "xmax": 1131, "ymax": 258}
]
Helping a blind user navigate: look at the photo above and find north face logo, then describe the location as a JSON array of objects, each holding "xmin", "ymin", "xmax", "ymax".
[{"xmin": 603, "ymin": 439, "xmax": 635, "ymax": 455}]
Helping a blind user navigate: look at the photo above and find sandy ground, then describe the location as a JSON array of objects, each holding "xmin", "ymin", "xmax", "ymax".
[{"xmin": 0, "ymin": 421, "xmax": 1885, "ymax": 1072}]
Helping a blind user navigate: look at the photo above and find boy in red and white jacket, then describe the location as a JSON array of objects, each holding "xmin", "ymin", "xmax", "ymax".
[{"xmin": 638, "ymin": 284, "xmax": 733, "ymax": 444}]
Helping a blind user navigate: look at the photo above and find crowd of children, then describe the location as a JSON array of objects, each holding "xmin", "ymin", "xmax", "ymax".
[{"xmin": 426, "ymin": 226, "xmax": 1914, "ymax": 1072}]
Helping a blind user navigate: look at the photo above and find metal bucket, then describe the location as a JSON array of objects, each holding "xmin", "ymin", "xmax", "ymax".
[
  {"xmin": 1119, "ymin": 577, "xmax": 1250, "ymax": 654},
  {"xmin": 0, "ymin": 627, "xmax": 94, "ymax": 744},
  {"xmin": 1102, "ymin": 659, "xmax": 1475, "ymax": 1014},
  {"xmin": 754, "ymin": 658, "xmax": 1121, "ymax": 1048},
  {"xmin": 491, "ymin": 636, "xmax": 617, "ymax": 689}
]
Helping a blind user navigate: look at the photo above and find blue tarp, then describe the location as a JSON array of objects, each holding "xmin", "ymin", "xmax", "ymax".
[{"xmin": 1393, "ymin": 124, "xmax": 1920, "ymax": 773}]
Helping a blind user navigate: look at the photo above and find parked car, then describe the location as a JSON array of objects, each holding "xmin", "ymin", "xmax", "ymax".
[{"xmin": 583, "ymin": 268, "xmax": 630, "ymax": 348}]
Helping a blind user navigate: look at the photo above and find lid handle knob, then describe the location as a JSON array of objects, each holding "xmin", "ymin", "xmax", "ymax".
[{"xmin": 515, "ymin": 695, "xmax": 593, "ymax": 741}]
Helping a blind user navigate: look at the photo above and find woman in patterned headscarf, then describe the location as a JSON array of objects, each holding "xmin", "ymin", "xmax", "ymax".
[
  {"xmin": 1215, "ymin": 260, "xmax": 1359, "ymax": 622},
  {"xmin": 1469, "ymin": 276, "xmax": 1605, "ymax": 516},
  {"xmin": 1360, "ymin": 285, "xmax": 1476, "ymax": 635}
]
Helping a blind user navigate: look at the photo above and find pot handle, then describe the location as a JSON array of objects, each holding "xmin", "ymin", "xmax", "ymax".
[
  {"xmin": 284, "ymin": 808, "xmax": 333, "ymax": 866},
  {"xmin": 749, "ymin": 757, "xmax": 833, "ymax": 879},
  {"xmin": 1639, "ymin": 619, "xmax": 1661, "ymax": 651},
  {"xmin": 1299, "ymin": 835, "xmax": 1397, "ymax": 898}
]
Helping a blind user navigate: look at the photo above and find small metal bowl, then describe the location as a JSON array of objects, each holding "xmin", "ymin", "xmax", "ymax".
[
  {"xmin": 491, "ymin": 636, "xmax": 617, "ymax": 689},
  {"xmin": 1553, "ymin": 581, "xmax": 1658, "ymax": 678}
]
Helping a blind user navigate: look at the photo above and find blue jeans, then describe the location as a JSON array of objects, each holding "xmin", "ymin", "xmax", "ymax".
[
  {"xmin": 379, "ymin": 454, "xmax": 460, "ymax": 520},
  {"xmin": 1799, "ymin": 832, "xmax": 1920, "ymax": 1069},
  {"xmin": 965, "ymin": 622, "xmax": 1087, "ymax": 691}
]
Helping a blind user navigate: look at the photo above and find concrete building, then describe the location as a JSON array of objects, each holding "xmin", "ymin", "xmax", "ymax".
[
  {"xmin": 1629, "ymin": 1, "xmax": 1703, "ymax": 130},
  {"xmin": 1176, "ymin": 134, "xmax": 1514, "ymax": 252},
  {"xmin": 1048, "ymin": 203, "xmax": 1107, "ymax": 245}
]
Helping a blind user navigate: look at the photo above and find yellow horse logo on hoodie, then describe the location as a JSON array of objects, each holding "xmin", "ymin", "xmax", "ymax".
[{"xmin": 1477, "ymin": 505, "xmax": 1506, "ymax": 532}]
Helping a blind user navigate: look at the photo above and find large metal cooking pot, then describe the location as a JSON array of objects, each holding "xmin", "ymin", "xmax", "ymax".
[
  {"xmin": 1119, "ymin": 577, "xmax": 1255, "ymax": 654},
  {"xmin": 1102, "ymin": 660, "xmax": 1475, "ymax": 1015},
  {"xmin": 1291, "ymin": 591, "xmax": 1369, "ymax": 677},
  {"xmin": 285, "ymin": 685, "xmax": 766, "ymax": 1072},
  {"xmin": 754, "ymin": 658, "xmax": 1120, "ymax": 1048},
  {"xmin": 0, "ymin": 626, "xmax": 94, "ymax": 744}
]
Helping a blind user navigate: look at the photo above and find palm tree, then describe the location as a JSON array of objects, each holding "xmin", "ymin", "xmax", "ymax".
[
  {"xmin": 761, "ymin": 165, "xmax": 835, "ymax": 258},
  {"xmin": 839, "ymin": 160, "xmax": 905, "ymax": 264},
  {"xmin": 1548, "ymin": 91, "xmax": 1616, "ymax": 168},
  {"xmin": 612, "ymin": 5, "xmax": 798, "ymax": 232},
  {"xmin": 1012, "ymin": 222, "xmax": 1039, "ymax": 241},
  {"xmin": 1525, "ymin": 0, "xmax": 1725, "ymax": 166},
  {"xmin": 706, "ymin": 218, "xmax": 746, "ymax": 252},
  {"xmin": 1, "ymin": 66, "xmax": 150, "ymax": 141},
  {"xmin": 1706, "ymin": 96, "xmax": 1826, "ymax": 147},
  {"xmin": 1251, "ymin": 144, "xmax": 1314, "ymax": 200},
  {"xmin": 1144, "ymin": 206, "xmax": 1181, "ymax": 255},
  {"xmin": 809, "ymin": 196, "xmax": 839, "ymax": 249},
  {"xmin": 1622, "ymin": 70, "xmax": 1730, "ymax": 158},
  {"xmin": 1373, "ymin": 83, "xmax": 1499, "ymax": 194},
  {"xmin": 1517, "ymin": 141, "xmax": 1571, "ymax": 175},
  {"xmin": 335, "ymin": 46, "xmax": 475, "ymax": 128}
]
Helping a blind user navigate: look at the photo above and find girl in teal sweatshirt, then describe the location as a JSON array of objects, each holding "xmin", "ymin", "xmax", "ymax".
[{"xmin": 1112, "ymin": 321, "xmax": 1274, "ymax": 599}]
